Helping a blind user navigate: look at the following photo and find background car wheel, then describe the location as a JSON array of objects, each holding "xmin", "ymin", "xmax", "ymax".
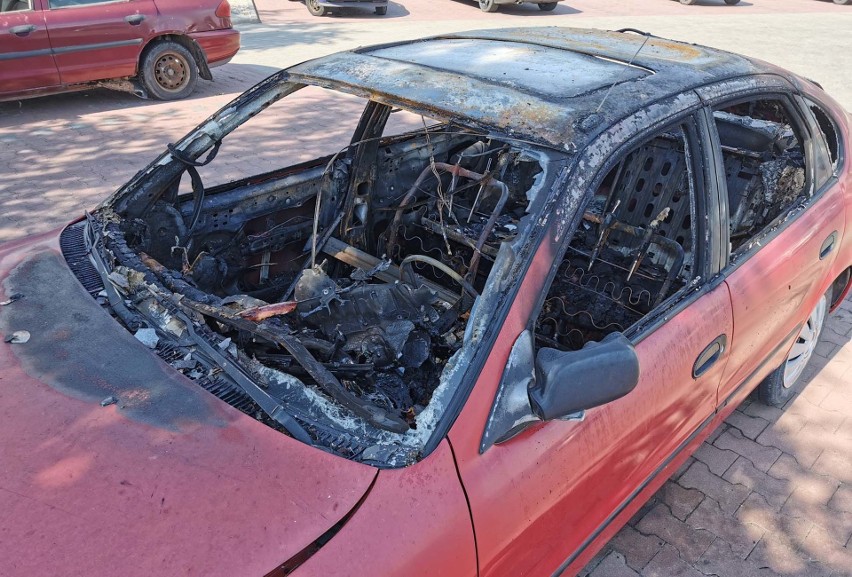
[
  {"xmin": 833, "ymin": 0, "xmax": 850, "ymax": 4},
  {"xmin": 758, "ymin": 292, "xmax": 829, "ymax": 407},
  {"xmin": 538, "ymin": 2, "xmax": 557, "ymax": 10},
  {"xmin": 679, "ymin": 0, "xmax": 697, "ymax": 4},
  {"xmin": 479, "ymin": 0, "xmax": 498, "ymax": 12},
  {"xmin": 140, "ymin": 41, "xmax": 198, "ymax": 101},
  {"xmin": 375, "ymin": 5, "xmax": 387, "ymax": 14},
  {"xmin": 724, "ymin": 0, "xmax": 741, "ymax": 4},
  {"xmin": 306, "ymin": 0, "xmax": 326, "ymax": 15}
]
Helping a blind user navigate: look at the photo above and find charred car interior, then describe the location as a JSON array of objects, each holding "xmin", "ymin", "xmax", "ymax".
[
  {"xmin": 64, "ymin": 77, "xmax": 812, "ymax": 467},
  {"xmin": 534, "ymin": 97, "xmax": 811, "ymax": 353},
  {"xmin": 536, "ymin": 125, "xmax": 698, "ymax": 351},
  {"xmin": 76, "ymin": 80, "xmax": 555, "ymax": 466}
]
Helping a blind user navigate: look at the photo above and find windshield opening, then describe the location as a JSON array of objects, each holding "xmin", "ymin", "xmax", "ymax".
[{"xmin": 88, "ymin": 81, "xmax": 555, "ymax": 466}]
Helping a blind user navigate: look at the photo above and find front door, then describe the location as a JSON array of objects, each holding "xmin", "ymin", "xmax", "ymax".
[
  {"xmin": 41, "ymin": 0, "xmax": 157, "ymax": 85},
  {"xmin": 0, "ymin": 0, "xmax": 60, "ymax": 94},
  {"xmin": 450, "ymin": 110, "xmax": 734, "ymax": 576}
]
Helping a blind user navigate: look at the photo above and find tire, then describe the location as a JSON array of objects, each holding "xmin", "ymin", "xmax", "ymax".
[
  {"xmin": 834, "ymin": 0, "xmax": 851, "ymax": 4},
  {"xmin": 479, "ymin": 0, "xmax": 498, "ymax": 12},
  {"xmin": 758, "ymin": 292, "xmax": 829, "ymax": 407},
  {"xmin": 724, "ymin": 0, "xmax": 740, "ymax": 4},
  {"xmin": 679, "ymin": 0, "xmax": 697, "ymax": 4},
  {"xmin": 538, "ymin": 2, "xmax": 557, "ymax": 10},
  {"xmin": 306, "ymin": 0, "xmax": 326, "ymax": 16},
  {"xmin": 140, "ymin": 41, "xmax": 198, "ymax": 101},
  {"xmin": 375, "ymin": 5, "xmax": 387, "ymax": 14}
]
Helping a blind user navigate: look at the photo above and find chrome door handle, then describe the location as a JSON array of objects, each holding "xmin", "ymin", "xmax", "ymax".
[{"xmin": 10, "ymin": 25, "xmax": 36, "ymax": 37}]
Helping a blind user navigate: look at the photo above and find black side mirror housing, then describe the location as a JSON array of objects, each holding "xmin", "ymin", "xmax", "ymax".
[
  {"xmin": 530, "ymin": 332, "xmax": 640, "ymax": 421},
  {"xmin": 480, "ymin": 331, "xmax": 640, "ymax": 453}
]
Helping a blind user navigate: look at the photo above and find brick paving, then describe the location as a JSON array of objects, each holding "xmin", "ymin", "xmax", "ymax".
[{"xmin": 0, "ymin": 1, "xmax": 850, "ymax": 575}]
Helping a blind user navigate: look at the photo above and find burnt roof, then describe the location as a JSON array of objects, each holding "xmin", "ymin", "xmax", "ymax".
[{"xmin": 286, "ymin": 27, "xmax": 781, "ymax": 150}]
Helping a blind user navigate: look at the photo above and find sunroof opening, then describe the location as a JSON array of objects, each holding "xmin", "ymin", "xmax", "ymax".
[{"xmin": 368, "ymin": 38, "xmax": 651, "ymax": 99}]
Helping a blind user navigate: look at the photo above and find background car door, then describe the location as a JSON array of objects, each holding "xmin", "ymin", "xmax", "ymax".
[
  {"xmin": 448, "ymin": 107, "xmax": 734, "ymax": 577},
  {"xmin": 696, "ymin": 84, "xmax": 849, "ymax": 407},
  {"xmin": 41, "ymin": 0, "xmax": 157, "ymax": 85},
  {"xmin": 0, "ymin": 0, "xmax": 60, "ymax": 94}
]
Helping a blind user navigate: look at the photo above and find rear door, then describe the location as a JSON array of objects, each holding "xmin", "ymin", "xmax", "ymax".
[
  {"xmin": 696, "ymin": 80, "xmax": 848, "ymax": 407},
  {"xmin": 42, "ymin": 0, "xmax": 157, "ymax": 85},
  {"xmin": 0, "ymin": 0, "xmax": 60, "ymax": 94},
  {"xmin": 449, "ymin": 101, "xmax": 734, "ymax": 577}
]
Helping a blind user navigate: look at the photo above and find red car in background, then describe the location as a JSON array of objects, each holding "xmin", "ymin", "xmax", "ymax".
[{"xmin": 0, "ymin": 0, "xmax": 239, "ymax": 101}]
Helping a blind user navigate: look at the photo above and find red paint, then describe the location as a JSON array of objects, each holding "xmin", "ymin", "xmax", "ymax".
[
  {"xmin": 296, "ymin": 441, "xmax": 478, "ymax": 577},
  {"xmin": 448, "ymin": 231, "xmax": 734, "ymax": 577},
  {"xmin": 0, "ymin": 0, "xmax": 239, "ymax": 101},
  {"xmin": 0, "ymin": 234, "xmax": 376, "ymax": 577}
]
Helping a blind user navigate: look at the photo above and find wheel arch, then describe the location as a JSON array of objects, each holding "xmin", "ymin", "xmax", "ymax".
[{"xmin": 139, "ymin": 34, "xmax": 213, "ymax": 81}]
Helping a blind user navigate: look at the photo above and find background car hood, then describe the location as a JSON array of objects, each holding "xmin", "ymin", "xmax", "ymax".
[{"xmin": 0, "ymin": 231, "xmax": 377, "ymax": 577}]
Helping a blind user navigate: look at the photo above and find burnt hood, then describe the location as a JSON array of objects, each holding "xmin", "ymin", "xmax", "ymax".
[{"xmin": 0, "ymin": 232, "xmax": 377, "ymax": 577}]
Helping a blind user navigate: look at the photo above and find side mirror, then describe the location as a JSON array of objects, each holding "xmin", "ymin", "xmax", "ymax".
[
  {"xmin": 529, "ymin": 332, "xmax": 640, "ymax": 420},
  {"xmin": 480, "ymin": 331, "xmax": 640, "ymax": 453}
]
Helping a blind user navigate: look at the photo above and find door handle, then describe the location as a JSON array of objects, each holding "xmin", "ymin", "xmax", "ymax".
[
  {"xmin": 124, "ymin": 14, "xmax": 145, "ymax": 25},
  {"xmin": 693, "ymin": 335, "xmax": 727, "ymax": 378},
  {"xmin": 819, "ymin": 231, "xmax": 837, "ymax": 260},
  {"xmin": 9, "ymin": 25, "xmax": 36, "ymax": 37}
]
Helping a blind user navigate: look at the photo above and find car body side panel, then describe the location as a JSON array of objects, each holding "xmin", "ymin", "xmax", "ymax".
[
  {"xmin": 150, "ymin": 0, "xmax": 232, "ymax": 33},
  {"xmin": 449, "ymin": 227, "xmax": 733, "ymax": 577},
  {"xmin": 0, "ymin": 0, "xmax": 60, "ymax": 94},
  {"xmin": 801, "ymin": 87, "xmax": 852, "ymax": 299},
  {"xmin": 0, "ymin": 230, "xmax": 377, "ymax": 577},
  {"xmin": 189, "ymin": 28, "xmax": 240, "ymax": 66},
  {"xmin": 717, "ymin": 158, "xmax": 848, "ymax": 407},
  {"xmin": 42, "ymin": 0, "xmax": 159, "ymax": 84},
  {"xmin": 295, "ymin": 440, "xmax": 477, "ymax": 577}
]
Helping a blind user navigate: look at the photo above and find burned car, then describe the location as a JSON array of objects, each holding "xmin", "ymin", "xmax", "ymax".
[{"xmin": 1, "ymin": 27, "xmax": 851, "ymax": 577}]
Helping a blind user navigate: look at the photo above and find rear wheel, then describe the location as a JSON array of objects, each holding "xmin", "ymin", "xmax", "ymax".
[
  {"xmin": 479, "ymin": 0, "xmax": 498, "ymax": 12},
  {"xmin": 834, "ymin": 0, "xmax": 851, "ymax": 4},
  {"xmin": 140, "ymin": 41, "xmax": 198, "ymax": 101},
  {"xmin": 758, "ymin": 292, "xmax": 829, "ymax": 407},
  {"xmin": 724, "ymin": 0, "xmax": 740, "ymax": 4},
  {"xmin": 679, "ymin": 0, "xmax": 697, "ymax": 4},
  {"xmin": 306, "ymin": 0, "xmax": 326, "ymax": 15},
  {"xmin": 538, "ymin": 2, "xmax": 557, "ymax": 10},
  {"xmin": 375, "ymin": 5, "xmax": 387, "ymax": 14}
]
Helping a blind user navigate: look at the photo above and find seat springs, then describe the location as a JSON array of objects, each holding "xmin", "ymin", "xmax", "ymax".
[{"xmin": 563, "ymin": 266, "xmax": 652, "ymax": 313}]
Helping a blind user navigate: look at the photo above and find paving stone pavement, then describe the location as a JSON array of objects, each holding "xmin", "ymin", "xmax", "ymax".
[{"xmin": 0, "ymin": 1, "xmax": 850, "ymax": 575}]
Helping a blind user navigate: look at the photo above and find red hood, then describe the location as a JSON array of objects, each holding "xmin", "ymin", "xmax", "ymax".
[{"xmin": 0, "ymin": 231, "xmax": 377, "ymax": 577}]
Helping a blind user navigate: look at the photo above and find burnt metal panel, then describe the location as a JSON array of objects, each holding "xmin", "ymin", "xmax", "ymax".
[
  {"xmin": 367, "ymin": 39, "xmax": 649, "ymax": 99},
  {"xmin": 288, "ymin": 27, "xmax": 777, "ymax": 151}
]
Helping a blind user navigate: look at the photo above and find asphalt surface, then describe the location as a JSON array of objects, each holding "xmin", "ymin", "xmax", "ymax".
[{"xmin": 0, "ymin": 1, "xmax": 850, "ymax": 575}]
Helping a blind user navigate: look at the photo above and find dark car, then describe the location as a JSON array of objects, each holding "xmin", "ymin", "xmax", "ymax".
[
  {"xmin": 0, "ymin": 0, "xmax": 240, "ymax": 101},
  {"xmin": 465, "ymin": 0, "xmax": 563, "ymax": 12},
  {"xmin": 290, "ymin": 0, "xmax": 389, "ymax": 16},
  {"xmin": 1, "ymin": 27, "xmax": 850, "ymax": 577}
]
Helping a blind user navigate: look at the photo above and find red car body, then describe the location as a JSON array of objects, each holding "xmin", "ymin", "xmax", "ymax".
[
  {"xmin": 0, "ymin": 28, "xmax": 850, "ymax": 577},
  {"xmin": 0, "ymin": 0, "xmax": 239, "ymax": 101}
]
